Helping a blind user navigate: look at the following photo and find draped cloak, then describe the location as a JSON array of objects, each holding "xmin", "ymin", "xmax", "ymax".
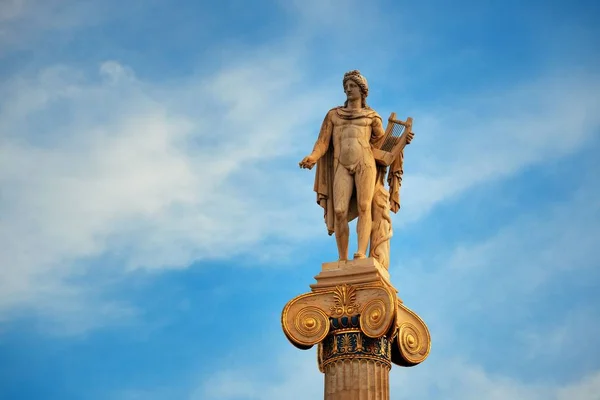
[{"xmin": 313, "ymin": 106, "xmax": 403, "ymax": 235}]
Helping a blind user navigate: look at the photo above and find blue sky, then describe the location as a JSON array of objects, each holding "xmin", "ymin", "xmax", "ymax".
[{"xmin": 0, "ymin": 0, "xmax": 599, "ymax": 399}]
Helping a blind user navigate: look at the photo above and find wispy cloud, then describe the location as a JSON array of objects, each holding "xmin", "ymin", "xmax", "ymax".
[
  {"xmin": 194, "ymin": 347, "xmax": 322, "ymax": 400},
  {"xmin": 393, "ymin": 172, "xmax": 600, "ymax": 308},
  {"xmin": 389, "ymin": 167, "xmax": 600, "ymax": 381},
  {"xmin": 1, "ymin": 0, "xmax": 599, "ymax": 336},
  {"xmin": 390, "ymin": 358, "xmax": 600, "ymax": 400},
  {"xmin": 399, "ymin": 71, "xmax": 600, "ymax": 222},
  {"xmin": 0, "ymin": 50, "xmax": 334, "ymax": 329},
  {"xmin": 193, "ymin": 345, "xmax": 600, "ymax": 400}
]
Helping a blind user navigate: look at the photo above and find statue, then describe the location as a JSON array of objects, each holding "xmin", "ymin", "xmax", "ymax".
[
  {"xmin": 299, "ymin": 70, "xmax": 414, "ymax": 268},
  {"xmin": 285, "ymin": 71, "xmax": 430, "ymax": 399}
]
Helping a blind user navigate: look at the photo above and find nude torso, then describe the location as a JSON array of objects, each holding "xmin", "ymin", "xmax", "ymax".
[{"xmin": 331, "ymin": 111, "xmax": 375, "ymax": 173}]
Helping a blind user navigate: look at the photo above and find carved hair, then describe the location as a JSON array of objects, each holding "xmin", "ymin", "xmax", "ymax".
[{"xmin": 343, "ymin": 70, "xmax": 369, "ymax": 108}]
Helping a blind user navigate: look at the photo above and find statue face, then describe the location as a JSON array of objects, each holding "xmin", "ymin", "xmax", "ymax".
[{"xmin": 344, "ymin": 79, "xmax": 362, "ymax": 102}]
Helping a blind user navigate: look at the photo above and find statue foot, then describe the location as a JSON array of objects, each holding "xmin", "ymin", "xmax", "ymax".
[{"xmin": 353, "ymin": 252, "xmax": 366, "ymax": 260}]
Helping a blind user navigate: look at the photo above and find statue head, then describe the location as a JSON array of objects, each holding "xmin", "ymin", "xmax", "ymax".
[{"xmin": 343, "ymin": 70, "xmax": 369, "ymax": 108}]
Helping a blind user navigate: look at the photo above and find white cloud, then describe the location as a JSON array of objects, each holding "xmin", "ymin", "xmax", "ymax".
[
  {"xmin": 385, "ymin": 170, "xmax": 600, "ymax": 384},
  {"xmin": 1, "ymin": 1, "xmax": 599, "ymax": 334},
  {"xmin": 193, "ymin": 348, "xmax": 323, "ymax": 400},
  {"xmin": 0, "ymin": 54, "xmax": 333, "ymax": 330},
  {"xmin": 557, "ymin": 371, "xmax": 600, "ymax": 400},
  {"xmin": 392, "ymin": 175, "xmax": 600, "ymax": 310},
  {"xmin": 390, "ymin": 358, "xmax": 600, "ymax": 400},
  {"xmin": 194, "ymin": 346, "xmax": 600, "ymax": 400},
  {"xmin": 398, "ymin": 71, "xmax": 600, "ymax": 222}
]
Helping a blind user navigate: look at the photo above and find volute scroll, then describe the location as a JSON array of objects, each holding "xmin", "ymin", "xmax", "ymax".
[
  {"xmin": 282, "ymin": 292, "xmax": 331, "ymax": 349},
  {"xmin": 391, "ymin": 301, "xmax": 431, "ymax": 366}
]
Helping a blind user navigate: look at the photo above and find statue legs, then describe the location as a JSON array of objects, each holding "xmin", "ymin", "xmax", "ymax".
[
  {"xmin": 333, "ymin": 163, "xmax": 376, "ymax": 261},
  {"xmin": 355, "ymin": 163, "xmax": 375, "ymax": 258},
  {"xmin": 333, "ymin": 167, "xmax": 353, "ymax": 260}
]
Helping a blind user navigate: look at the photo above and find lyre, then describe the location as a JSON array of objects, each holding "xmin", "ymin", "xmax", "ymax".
[{"xmin": 372, "ymin": 112, "xmax": 414, "ymax": 166}]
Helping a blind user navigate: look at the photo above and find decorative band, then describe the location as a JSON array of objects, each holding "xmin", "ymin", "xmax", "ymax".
[
  {"xmin": 322, "ymin": 354, "xmax": 392, "ymax": 369},
  {"xmin": 321, "ymin": 331, "xmax": 391, "ymax": 367}
]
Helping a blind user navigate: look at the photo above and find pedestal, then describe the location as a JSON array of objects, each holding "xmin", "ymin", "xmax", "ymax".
[{"xmin": 282, "ymin": 258, "xmax": 430, "ymax": 400}]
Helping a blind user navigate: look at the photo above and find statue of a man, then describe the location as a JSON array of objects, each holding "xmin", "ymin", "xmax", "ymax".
[{"xmin": 299, "ymin": 70, "xmax": 387, "ymax": 261}]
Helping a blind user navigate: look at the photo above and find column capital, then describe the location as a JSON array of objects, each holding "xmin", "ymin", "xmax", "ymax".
[{"xmin": 281, "ymin": 258, "xmax": 430, "ymax": 368}]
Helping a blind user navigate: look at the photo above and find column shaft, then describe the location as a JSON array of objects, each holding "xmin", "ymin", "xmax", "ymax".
[{"xmin": 324, "ymin": 359, "xmax": 390, "ymax": 400}]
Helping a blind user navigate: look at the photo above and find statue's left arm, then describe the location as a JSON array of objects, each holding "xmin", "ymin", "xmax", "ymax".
[{"xmin": 371, "ymin": 115, "xmax": 386, "ymax": 145}]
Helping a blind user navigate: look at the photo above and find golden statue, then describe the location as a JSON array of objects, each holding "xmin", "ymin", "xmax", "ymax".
[{"xmin": 300, "ymin": 70, "xmax": 414, "ymax": 268}]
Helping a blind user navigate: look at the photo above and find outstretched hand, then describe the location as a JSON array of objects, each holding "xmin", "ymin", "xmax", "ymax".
[{"xmin": 299, "ymin": 155, "xmax": 317, "ymax": 170}]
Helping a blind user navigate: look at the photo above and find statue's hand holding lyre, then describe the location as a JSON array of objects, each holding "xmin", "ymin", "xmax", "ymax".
[
  {"xmin": 372, "ymin": 114, "xmax": 415, "ymax": 166},
  {"xmin": 299, "ymin": 154, "xmax": 317, "ymax": 170},
  {"xmin": 406, "ymin": 130, "xmax": 415, "ymax": 145}
]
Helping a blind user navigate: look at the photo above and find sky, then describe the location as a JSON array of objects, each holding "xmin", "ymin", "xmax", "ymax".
[{"xmin": 0, "ymin": 0, "xmax": 599, "ymax": 399}]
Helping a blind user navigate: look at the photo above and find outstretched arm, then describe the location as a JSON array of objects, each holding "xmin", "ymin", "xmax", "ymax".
[{"xmin": 299, "ymin": 111, "xmax": 333, "ymax": 169}]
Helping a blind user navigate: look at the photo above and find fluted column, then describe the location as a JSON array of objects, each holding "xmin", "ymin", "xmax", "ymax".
[{"xmin": 324, "ymin": 359, "xmax": 389, "ymax": 400}]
